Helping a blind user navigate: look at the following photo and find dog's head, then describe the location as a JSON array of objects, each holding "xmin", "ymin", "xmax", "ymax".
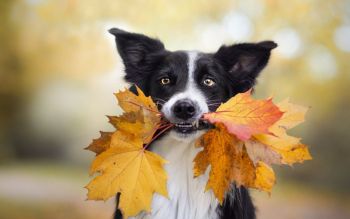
[{"xmin": 110, "ymin": 28, "xmax": 277, "ymax": 139}]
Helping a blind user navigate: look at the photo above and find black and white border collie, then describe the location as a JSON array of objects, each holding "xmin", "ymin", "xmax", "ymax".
[{"xmin": 110, "ymin": 28, "xmax": 277, "ymax": 219}]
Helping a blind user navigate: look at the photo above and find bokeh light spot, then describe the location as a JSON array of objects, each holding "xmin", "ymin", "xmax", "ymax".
[
  {"xmin": 273, "ymin": 27, "xmax": 303, "ymax": 59},
  {"xmin": 334, "ymin": 25, "xmax": 350, "ymax": 52},
  {"xmin": 308, "ymin": 46, "xmax": 337, "ymax": 81},
  {"xmin": 222, "ymin": 11, "xmax": 253, "ymax": 41}
]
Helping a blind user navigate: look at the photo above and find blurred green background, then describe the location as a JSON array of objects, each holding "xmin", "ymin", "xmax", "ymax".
[{"xmin": 1, "ymin": 0, "xmax": 350, "ymax": 218}]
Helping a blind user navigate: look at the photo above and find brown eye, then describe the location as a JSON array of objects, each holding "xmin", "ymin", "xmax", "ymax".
[
  {"xmin": 160, "ymin": 77, "xmax": 171, "ymax": 85},
  {"xmin": 203, "ymin": 78, "xmax": 215, "ymax": 87}
]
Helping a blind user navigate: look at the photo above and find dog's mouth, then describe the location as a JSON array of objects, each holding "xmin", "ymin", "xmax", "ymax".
[{"xmin": 173, "ymin": 120, "xmax": 210, "ymax": 134}]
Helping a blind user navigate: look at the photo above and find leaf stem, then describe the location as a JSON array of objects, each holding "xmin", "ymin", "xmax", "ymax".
[
  {"xmin": 121, "ymin": 100, "xmax": 163, "ymax": 115},
  {"xmin": 143, "ymin": 124, "xmax": 174, "ymax": 150},
  {"xmin": 121, "ymin": 100, "xmax": 163, "ymax": 116}
]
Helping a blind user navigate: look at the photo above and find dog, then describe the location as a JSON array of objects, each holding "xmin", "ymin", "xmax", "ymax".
[{"xmin": 109, "ymin": 28, "xmax": 277, "ymax": 219}]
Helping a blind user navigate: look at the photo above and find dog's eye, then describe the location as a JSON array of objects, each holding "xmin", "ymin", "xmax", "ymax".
[
  {"xmin": 203, "ymin": 78, "xmax": 216, "ymax": 87},
  {"xmin": 160, "ymin": 77, "xmax": 171, "ymax": 85}
]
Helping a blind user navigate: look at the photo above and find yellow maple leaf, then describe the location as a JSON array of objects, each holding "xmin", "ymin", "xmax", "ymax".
[
  {"xmin": 278, "ymin": 143, "xmax": 311, "ymax": 164},
  {"xmin": 203, "ymin": 90, "xmax": 283, "ymax": 141},
  {"xmin": 108, "ymin": 111, "xmax": 144, "ymax": 133},
  {"xmin": 108, "ymin": 109, "xmax": 160, "ymax": 144},
  {"xmin": 115, "ymin": 86, "xmax": 158, "ymax": 114},
  {"xmin": 113, "ymin": 87, "xmax": 161, "ymax": 144},
  {"xmin": 86, "ymin": 133, "xmax": 168, "ymax": 217},
  {"xmin": 86, "ymin": 86, "xmax": 168, "ymax": 217},
  {"xmin": 254, "ymin": 161, "xmax": 275, "ymax": 191},
  {"xmin": 274, "ymin": 98, "xmax": 308, "ymax": 129},
  {"xmin": 85, "ymin": 131, "xmax": 113, "ymax": 155},
  {"xmin": 86, "ymin": 87, "xmax": 161, "ymax": 155},
  {"xmin": 254, "ymin": 99, "xmax": 312, "ymax": 165}
]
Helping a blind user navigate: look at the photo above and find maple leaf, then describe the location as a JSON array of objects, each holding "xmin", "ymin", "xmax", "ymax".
[
  {"xmin": 86, "ymin": 87, "xmax": 161, "ymax": 155},
  {"xmin": 108, "ymin": 110, "xmax": 160, "ymax": 144},
  {"xmin": 115, "ymin": 86, "xmax": 158, "ymax": 114},
  {"xmin": 253, "ymin": 161, "xmax": 275, "ymax": 191},
  {"xmin": 244, "ymin": 139, "xmax": 282, "ymax": 165},
  {"xmin": 193, "ymin": 124, "xmax": 275, "ymax": 203},
  {"xmin": 203, "ymin": 90, "xmax": 283, "ymax": 141},
  {"xmin": 254, "ymin": 99, "xmax": 312, "ymax": 165},
  {"xmin": 85, "ymin": 131, "xmax": 113, "ymax": 155},
  {"xmin": 86, "ymin": 86, "xmax": 170, "ymax": 217},
  {"xmin": 86, "ymin": 133, "xmax": 168, "ymax": 218},
  {"xmin": 113, "ymin": 87, "xmax": 161, "ymax": 144},
  {"xmin": 108, "ymin": 111, "xmax": 144, "ymax": 133}
]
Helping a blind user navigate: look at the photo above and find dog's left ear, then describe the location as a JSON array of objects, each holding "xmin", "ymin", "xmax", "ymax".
[{"xmin": 214, "ymin": 41, "xmax": 277, "ymax": 92}]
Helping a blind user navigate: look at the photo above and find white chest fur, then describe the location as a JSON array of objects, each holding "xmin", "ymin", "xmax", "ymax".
[{"xmin": 131, "ymin": 132, "xmax": 219, "ymax": 219}]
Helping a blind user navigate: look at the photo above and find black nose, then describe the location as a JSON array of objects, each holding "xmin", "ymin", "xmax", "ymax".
[{"xmin": 173, "ymin": 100, "xmax": 196, "ymax": 120}]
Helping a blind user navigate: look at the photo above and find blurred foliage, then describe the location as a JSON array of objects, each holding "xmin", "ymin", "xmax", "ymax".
[{"xmin": 0, "ymin": 0, "xmax": 350, "ymax": 198}]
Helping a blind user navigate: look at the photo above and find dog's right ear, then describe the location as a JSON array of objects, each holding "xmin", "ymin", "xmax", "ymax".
[{"xmin": 109, "ymin": 28, "xmax": 165, "ymax": 86}]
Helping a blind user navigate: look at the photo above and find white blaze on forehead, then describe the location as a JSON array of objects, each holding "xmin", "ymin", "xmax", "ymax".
[
  {"xmin": 187, "ymin": 51, "xmax": 198, "ymax": 84},
  {"xmin": 161, "ymin": 51, "xmax": 209, "ymax": 122}
]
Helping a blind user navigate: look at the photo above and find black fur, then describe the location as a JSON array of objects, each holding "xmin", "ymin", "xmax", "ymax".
[
  {"xmin": 114, "ymin": 187, "xmax": 255, "ymax": 219},
  {"xmin": 218, "ymin": 187, "xmax": 256, "ymax": 219},
  {"xmin": 110, "ymin": 28, "xmax": 276, "ymax": 219},
  {"xmin": 214, "ymin": 41, "xmax": 276, "ymax": 94}
]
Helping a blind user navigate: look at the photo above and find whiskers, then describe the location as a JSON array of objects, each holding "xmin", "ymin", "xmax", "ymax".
[
  {"xmin": 207, "ymin": 102, "xmax": 221, "ymax": 107},
  {"xmin": 153, "ymin": 97, "xmax": 166, "ymax": 107},
  {"xmin": 207, "ymin": 99, "xmax": 222, "ymax": 109},
  {"xmin": 153, "ymin": 96, "xmax": 222, "ymax": 110}
]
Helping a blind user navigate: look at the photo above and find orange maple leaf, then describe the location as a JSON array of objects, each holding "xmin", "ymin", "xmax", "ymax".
[
  {"xmin": 194, "ymin": 124, "xmax": 275, "ymax": 203},
  {"xmin": 203, "ymin": 90, "xmax": 283, "ymax": 141}
]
